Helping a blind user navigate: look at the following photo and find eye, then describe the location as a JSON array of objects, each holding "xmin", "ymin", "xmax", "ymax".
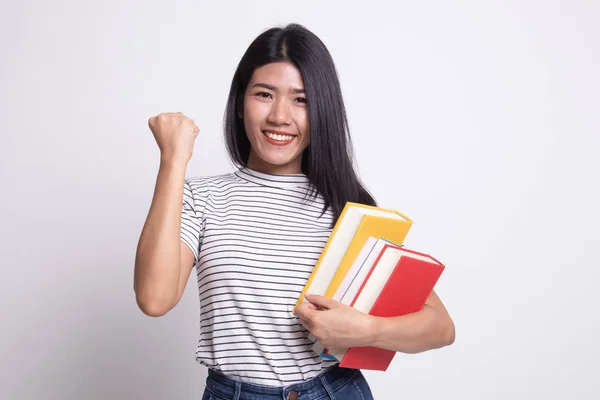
[
  {"xmin": 295, "ymin": 97, "xmax": 307, "ymax": 104},
  {"xmin": 255, "ymin": 91, "xmax": 272, "ymax": 99}
]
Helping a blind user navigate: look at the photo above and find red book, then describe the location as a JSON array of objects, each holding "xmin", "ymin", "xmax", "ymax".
[{"xmin": 326, "ymin": 245, "xmax": 445, "ymax": 371}]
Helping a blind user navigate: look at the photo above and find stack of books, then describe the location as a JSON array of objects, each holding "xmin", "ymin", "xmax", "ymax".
[{"xmin": 294, "ymin": 202, "xmax": 445, "ymax": 371}]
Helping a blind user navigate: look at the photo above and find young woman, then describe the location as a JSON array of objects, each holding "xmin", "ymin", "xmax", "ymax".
[{"xmin": 134, "ymin": 23, "xmax": 455, "ymax": 400}]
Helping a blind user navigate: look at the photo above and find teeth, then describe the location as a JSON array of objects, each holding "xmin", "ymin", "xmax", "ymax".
[{"xmin": 265, "ymin": 131, "xmax": 294, "ymax": 141}]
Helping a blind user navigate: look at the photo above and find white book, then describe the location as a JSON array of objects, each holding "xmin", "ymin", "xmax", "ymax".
[
  {"xmin": 339, "ymin": 238, "xmax": 401, "ymax": 305},
  {"xmin": 332, "ymin": 236, "xmax": 378, "ymax": 302}
]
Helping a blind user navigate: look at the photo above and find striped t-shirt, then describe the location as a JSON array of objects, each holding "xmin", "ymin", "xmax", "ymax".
[{"xmin": 180, "ymin": 167, "xmax": 338, "ymax": 386}]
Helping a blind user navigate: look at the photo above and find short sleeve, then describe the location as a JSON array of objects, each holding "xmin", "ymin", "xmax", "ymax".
[{"xmin": 180, "ymin": 179, "xmax": 206, "ymax": 263}]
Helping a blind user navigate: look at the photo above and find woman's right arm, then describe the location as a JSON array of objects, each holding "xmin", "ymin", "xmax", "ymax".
[{"xmin": 133, "ymin": 112, "xmax": 200, "ymax": 317}]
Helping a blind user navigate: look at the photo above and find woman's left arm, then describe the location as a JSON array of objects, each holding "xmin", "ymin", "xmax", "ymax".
[
  {"xmin": 367, "ymin": 290, "xmax": 455, "ymax": 353},
  {"xmin": 295, "ymin": 291, "xmax": 455, "ymax": 354}
]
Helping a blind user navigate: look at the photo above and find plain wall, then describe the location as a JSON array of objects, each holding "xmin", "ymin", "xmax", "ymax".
[{"xmin": 1, "ymin": 1, "xmax": 598, "ymax": 399}]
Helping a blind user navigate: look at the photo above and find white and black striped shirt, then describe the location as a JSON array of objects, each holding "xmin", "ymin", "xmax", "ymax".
[{"xmin": 180, "ymin": 167, "xmax": 338, "ymax": 386}]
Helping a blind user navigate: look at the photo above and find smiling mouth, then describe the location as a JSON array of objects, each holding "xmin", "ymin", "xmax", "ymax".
[{"xmin": 262, "ymin": 130, "xmax": 296, "ymax": 144}]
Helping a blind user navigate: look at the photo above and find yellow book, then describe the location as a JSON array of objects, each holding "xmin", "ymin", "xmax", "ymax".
[{"xmin": 294, "ymin": 202, "xmax": 412, "ymax": 310}]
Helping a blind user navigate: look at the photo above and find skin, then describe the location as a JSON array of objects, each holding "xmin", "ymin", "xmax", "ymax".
[
  {"xmin": 135, "ymin": 61, "xmax": 455, "ymax": 354},
  {"xmin": 243, "ymin": 61, "xmax": 311, "ymax": 175},
  {"xmin": 134, "ymin": 112, "xmax": 199, "ymax": 317}
]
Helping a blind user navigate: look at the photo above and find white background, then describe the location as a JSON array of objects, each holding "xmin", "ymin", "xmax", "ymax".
[{"xmin": 1, "ymin": 1, "xmax": 598, "ymax": 399}]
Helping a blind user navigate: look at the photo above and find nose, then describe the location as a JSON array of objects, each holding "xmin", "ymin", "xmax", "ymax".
[{"xmin": 267, "ymin": 98, "xmax": 292, "ymax": 126}]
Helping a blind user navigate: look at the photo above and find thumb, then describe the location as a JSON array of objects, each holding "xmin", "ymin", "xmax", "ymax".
[
  {"xmin": 293, "ymin": 301, "xmax": 317, "ymax": 319},
  {"xmin": 305, "ymin": 293, "xmax": 340, "ymax": 310}
]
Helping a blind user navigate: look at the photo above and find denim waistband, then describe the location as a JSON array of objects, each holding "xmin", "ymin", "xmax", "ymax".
[{"xmin": 205, "ymin": 364, "xmax": 361, "ymax": 400}]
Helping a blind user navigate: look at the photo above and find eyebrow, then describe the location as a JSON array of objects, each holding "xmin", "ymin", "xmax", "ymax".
[{"xmin": 252, "ymin": 83, "xmax": 305, "ymax": 94}]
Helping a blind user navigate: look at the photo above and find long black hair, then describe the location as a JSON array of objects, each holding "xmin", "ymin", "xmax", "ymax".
[{"xmin": 224, "ymin": 23, "xmax": 376, "ymax": 226}]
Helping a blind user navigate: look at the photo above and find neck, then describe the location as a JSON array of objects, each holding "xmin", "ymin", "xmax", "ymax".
[{"xmin": 246, "ymin": 149, "xmax": 303, "ymax": 175}]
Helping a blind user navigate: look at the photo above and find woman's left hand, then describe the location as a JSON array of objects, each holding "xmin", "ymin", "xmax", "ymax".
[{"xmin": 294, "ymin": 293, "xmax": 376, "ymax": 349}]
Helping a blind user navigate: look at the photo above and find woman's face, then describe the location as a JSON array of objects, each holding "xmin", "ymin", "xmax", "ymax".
[{"xmin": 243, "ymin": 61, "xmax": 310, "ymax": 175}]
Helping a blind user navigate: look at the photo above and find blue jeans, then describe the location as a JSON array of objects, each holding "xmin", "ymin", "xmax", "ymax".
[{"xmin": 202, "ymin": 365, "xmax": 375, "ymax": 400}]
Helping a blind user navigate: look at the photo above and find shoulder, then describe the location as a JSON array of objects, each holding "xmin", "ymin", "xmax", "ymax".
[{"xmin": 183, "ymin": 170, "xmax": 245, "ymax": 202}]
